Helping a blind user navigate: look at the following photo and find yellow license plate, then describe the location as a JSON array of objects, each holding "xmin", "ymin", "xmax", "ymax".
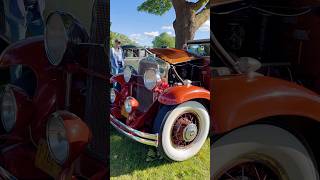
[
  {"xmin": 35, "ymin": 139, "xmax": 62, "ymax": 179},
  {"xmin": 121, "ymin": 106, "xmax": 129, "ymax": 118}
]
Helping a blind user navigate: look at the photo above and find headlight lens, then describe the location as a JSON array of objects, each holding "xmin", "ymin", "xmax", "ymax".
[
  {"xmin": 47, "ymin": 113, "xmax": 69, "ymax": 165},
  {"xmin": 45, "ymin": 13, "xmax": 68, "ymax": 66},
  {"xmin": 124, "ymin": 97, "xmax": 132, "ymax": 113},
  {"xmin": 110, "ymin": 88, "xmax": 116, "ymax": 103},
  {"xmin": 144, "ymin": 69, "xmax": 161, "ymax": 90},
  {"xmin": 0, "ymin": 87, "xmax": 17, "ymax": 132},
  {"xmin": 123, "ymin": 66, "xmax": 132, "ymax": 83}
]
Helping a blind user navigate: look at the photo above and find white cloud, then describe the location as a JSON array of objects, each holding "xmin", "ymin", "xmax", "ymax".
[
  {"xmin": 129, "ymin": 33, "xmax": 142, "ymax": 43},
  {"xmin": 144, "ymin": 31, "xmax": 160, "ymax": 37},
  {"xmin": 199, "ymin": 19, "xmax": 210, "ymax": 32},
  {"xmin": 166, "ymin": 31, "xmax": 173, "ymax": 35},
  {"xmin": 130, "ymin": 33, "xmax": 141, "ymax": 37},
  {"xmin": 161, "ymin": 25, "xmax": 174, "ymax": 30}
]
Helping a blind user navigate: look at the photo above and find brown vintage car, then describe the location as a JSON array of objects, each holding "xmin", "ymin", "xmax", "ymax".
[
  {"xmin": 211, "ymin": 0, "xmax": 320, "ymax": 179},
  {"xmin": 110, "ymin": 46, "xmax": 210, "ymax": 161}
]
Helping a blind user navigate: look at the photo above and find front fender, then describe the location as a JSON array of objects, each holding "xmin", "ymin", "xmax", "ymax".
[
  {"xmin": 158, "ymin": 85, "xmax": 210, "ymax": 105},
  {"xmin": 110, "ymin": 74, "xmax": 125, "ymax": 86},
  {"xmin": 213, "ymin": 74, "xmax": 320, "ymax": 134},
  {"xmin": 0, "ymin": 36, "xmax": 49, "ymax": 76}
]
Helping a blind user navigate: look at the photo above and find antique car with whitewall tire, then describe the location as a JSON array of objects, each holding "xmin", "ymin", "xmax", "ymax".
[
  {"xmin": 110, "ymin": 47, "xmax": 211, "ymax": 161},
  {"xmin": 0, "ymin": 7, "xmax": 107, "ymax": 180},
  {"xmin": 211, "ymin": 0, "xmax": 320, "ymax": 179}
]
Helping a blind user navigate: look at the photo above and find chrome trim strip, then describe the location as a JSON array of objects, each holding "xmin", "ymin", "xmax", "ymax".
[
  {"xmin": 110, "ymin": 115, "xmax": 158, "ymax": 147},
  {"xmin": 110, "ymin": 114, "xmax": 158, "ymax": 140}
]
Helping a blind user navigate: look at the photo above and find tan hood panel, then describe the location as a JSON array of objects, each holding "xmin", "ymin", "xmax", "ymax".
[{"xmin": 149, "ymin": 48, "xmax": 196, "ymax": 64}]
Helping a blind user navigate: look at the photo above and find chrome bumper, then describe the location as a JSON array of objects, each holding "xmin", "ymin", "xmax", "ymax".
[
  {"xmin": 0, "ymin": 166, "xmax": 17, "ymax": 180},
  {"xmin": 110, "ymin": 114, "xmax": 158, "ymax": 147}
]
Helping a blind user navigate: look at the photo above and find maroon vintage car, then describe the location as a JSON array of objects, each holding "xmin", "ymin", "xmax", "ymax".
[
  {"xmin": 110, "ymin": 45, "xmax": 211, "ymax": 161},
  {"xmin": 0, "ymin": 10, "xmax": 107, "ymax": 180}
]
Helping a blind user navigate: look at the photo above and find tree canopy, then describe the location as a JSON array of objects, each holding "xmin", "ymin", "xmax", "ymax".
[
  {"xmin": 110, "ymin": 32, "xmax": 138, "ymax": 47},
  {"xmin": 152, "ymin": 32, "xmax": 175, "ymax": 48},
  {"xmin": 137, "ymin": 0, "xmax": 172, "ymax": 16}
]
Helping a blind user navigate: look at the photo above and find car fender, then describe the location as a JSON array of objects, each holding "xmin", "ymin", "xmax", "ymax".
[
  {"xmin": 0, "ymin": 36, "xmax": 49, "ymax": 76},
  {"xmin": 213, "ymin": 74, "xmax": 320, "ymax": 134},
  {"xmin": 158, "ymin": 85, "xmax": 210, "ymax": 105},
  {"xmin": 110, "ymin": 74, "xmax": 125, "ymax": 86}
]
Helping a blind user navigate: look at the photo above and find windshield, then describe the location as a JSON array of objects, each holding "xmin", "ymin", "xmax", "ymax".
[{"xmin": 187, "ymin": 43, "xmax": 210, "ymax": 57}]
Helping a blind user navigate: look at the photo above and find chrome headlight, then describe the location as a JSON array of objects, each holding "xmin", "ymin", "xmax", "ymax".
[
  {"xmin": 0, "ymin": 86, "xmax": 17, "ymax": 133},
  {"xmin": 47, "ymin": 113, "xmax": 69, "ymax": 165},
  {"xmin": 124, "ymin": 97, "xmax": 132, "ymax": 113},
  {"xmin": 144, "ymin": 69, "xmax": 161, "ymax": 90},
  {"xmin": 110, "ymin": 88, "xmax": 116, "ymax": 103},
  {"xmin": 123, "ymin": 66, "xmax": 132, "ymax": 83}
]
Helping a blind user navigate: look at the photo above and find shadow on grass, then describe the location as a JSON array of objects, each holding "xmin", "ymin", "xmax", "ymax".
[
  {"xmin": 110, "ymin": 127, "xmax": 173, "ymax": 177},
  {"xmin": 110, "ymin": 125, "xmax": 210, "ymax": 179}
]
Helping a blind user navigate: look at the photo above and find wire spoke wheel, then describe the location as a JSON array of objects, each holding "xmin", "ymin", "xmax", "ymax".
[
  {"xmin": 217, "ymin": 159, "xmax": 281, "ymax": 180},
  {"xmin": 171, "ymin": 112, "xmax": 199, "ymax": 148}
]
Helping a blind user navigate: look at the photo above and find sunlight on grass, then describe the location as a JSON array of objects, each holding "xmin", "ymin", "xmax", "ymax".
[{"xmin": 110, "ymin": 127, "xmax": 210, "ymax": 180}]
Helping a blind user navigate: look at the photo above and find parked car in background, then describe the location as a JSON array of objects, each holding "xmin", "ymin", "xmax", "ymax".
[
  {"xmin": 187, "ymin": 39, "xmax": 210, "ymax": 58},
  {"xmin": 110, "ymin": 47, "xmax": 211, "ymax": 161},
  {"xmin": 122, "ymin": 45, "xmax": 151, "ymax": 71},
  {"xmin": 211, "ymin": 0, "xmax": 320, "ymax": 179}
]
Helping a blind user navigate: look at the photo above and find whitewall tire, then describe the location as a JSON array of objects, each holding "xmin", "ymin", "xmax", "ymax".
[
  {"xmin": 212, "ymin": 124, "xmax": 319, "ymax": 180},
  {"xmin": 154, "ymin": 101, "xmax": 210, "ymax": 161}
]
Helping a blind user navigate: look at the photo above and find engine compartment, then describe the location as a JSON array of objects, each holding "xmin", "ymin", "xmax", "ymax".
[
  {"xmin": 168, "ymin": 59, "xmax": 210, "ymax": 87},
  {"xmin": 212, "ymin": 2, "xmax": 320, "ymax": 93}
]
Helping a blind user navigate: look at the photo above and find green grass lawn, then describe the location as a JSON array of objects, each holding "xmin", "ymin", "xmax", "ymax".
[{"xmin": 110, "ymin": 127, "xmax": 210, "ymax": 180}]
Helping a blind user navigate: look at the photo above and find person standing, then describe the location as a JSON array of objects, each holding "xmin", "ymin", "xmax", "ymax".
[{"xmin": 110, "ymin": 39, "xmax": 124, "ymax": 75}]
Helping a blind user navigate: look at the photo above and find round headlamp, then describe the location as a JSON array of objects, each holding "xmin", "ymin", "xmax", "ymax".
[
  {"xmin": 124, "ymin": 97, "xmax": 139, "ymax": 114},
  {"xmin": 144, "ymin": 69, "xmax": 161, "ymax": 90},
  {"xmin": 124, "ymin": 97, "xmax": 133, "ymax": 113},
  {"xmin": 47, "ymin": 112, "xmax": 69, "ymax": 165},
  {"xmin": 0, "ymin": 86, "xmax": 17, "ymax": 133},
  {"xmin": 123, "ymin": 66, "xmax": 132, "ymax": 83},
  {"xmin": 110, "ymin": 88, "xmax": 116, "ymax": 104}
]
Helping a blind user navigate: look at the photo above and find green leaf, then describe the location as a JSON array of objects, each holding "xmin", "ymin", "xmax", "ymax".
[{"xmin": 137, "ymin": 0, "xmax": 172, "ymax": 16}]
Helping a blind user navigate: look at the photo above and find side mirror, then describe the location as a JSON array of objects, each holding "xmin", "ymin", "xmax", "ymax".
[
  {"xmin": 44, "ymin": 11, "xmax": 89, "ymax": 66},
  {"xmin": 238, "ymin": 57, "xmax": 261, "ymax": 74}
]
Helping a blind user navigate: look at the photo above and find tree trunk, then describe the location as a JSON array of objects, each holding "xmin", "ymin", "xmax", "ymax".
[
  {"xmin": 172, "ymin": 0, "xmax": 210, "ymax": 49},
  {"xmin": 172, "ymin": 1, "xmax": 196, "ymax": 49},
  {"xmin": 84, "ymin": 0, "xmax": 109, "ymax": 161}
]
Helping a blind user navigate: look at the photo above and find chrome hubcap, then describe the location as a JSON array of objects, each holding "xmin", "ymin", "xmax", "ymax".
[{"xmin": 183, "ymin": 123, "xmax": 198, "ymax": 142}]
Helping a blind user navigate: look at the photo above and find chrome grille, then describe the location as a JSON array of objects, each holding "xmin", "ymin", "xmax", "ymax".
[{"xmin": 133, "ymin": 58, "xmax": 158, "ymax": 112}]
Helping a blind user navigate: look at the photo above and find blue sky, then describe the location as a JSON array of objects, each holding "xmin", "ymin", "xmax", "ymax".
[{"xmin": 111, "ymin": 0, "xmax": 210, "ymax": 47}]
